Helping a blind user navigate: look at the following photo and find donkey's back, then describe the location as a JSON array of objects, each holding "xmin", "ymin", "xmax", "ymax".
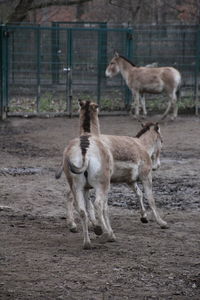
[{"xmin": 131, "ymin": 66, "xmax": 181, "ymax": 94}]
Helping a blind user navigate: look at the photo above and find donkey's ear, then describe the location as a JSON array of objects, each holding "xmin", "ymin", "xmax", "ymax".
[
  {"xmin": 154, "ymin": 122, "xmax": 160, "ymax": 132},
  {"xmin": 78, "ymin": 99, "xmax": 84, "ymax": 108},
  {"xmin": 91, "ymin": 103, "xmax": 99, "ymax": 111},
  {"xmin": 114, "ymin": 51, "xmax": 119, "ymax": 58}
]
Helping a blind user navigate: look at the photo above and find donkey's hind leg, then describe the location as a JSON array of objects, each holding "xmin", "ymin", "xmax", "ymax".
[
  {"xmin": 73, "ymin": 189, "xmax": 92, "ymax": 249},
  {"xmin": 161, "ymin": 91, "xmax": 178, "ymax": 120},
  {"xmin": 85, "ymin": 190, "xmax": 103, "ymax": 236},
  {"xmin": 94, "ymin": 187, "xmax": 115, "ymax": 243},
  {"xmin": 171, "ymin": 91, "xmax": 178, "ymax": 120},
  {"xmin": 103, "ymin": 200, "xmax": 116, "ymax": 242},
  {"xmin": 131, "ymin": 182, "xmax": 148, "ymax": 223},
  {"xmin": 142, "ymin": 174, "xmax": 168, "ymax": 229},
  {"xmin": 65, "ymin": 185, "xmax": 77, "ymax": 233}
]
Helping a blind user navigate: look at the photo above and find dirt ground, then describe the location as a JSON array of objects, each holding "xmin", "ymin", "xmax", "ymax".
[{"xmin": 0, "ymin": 114, "xmax": 200, "ymax": 300}]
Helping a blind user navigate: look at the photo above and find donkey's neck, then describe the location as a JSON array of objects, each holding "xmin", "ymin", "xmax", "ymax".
[
  {"xmin": 118, "ymin": 59, "xmax": 134, "ymax": 86},
  {"xmin": 139, "ymin": 133, "xmax": 155, "ymax": 157},
  {"xmin": 79, "ymin": 112, "xmax": 101, "ymax": 136}
]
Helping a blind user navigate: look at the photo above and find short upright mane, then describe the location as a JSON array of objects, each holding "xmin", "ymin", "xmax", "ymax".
[
  {"xmin": 119, "ymin": 55, "xmax": 137, "ymax": 67},
  {"xmin": 136, "ymin": 122, "xmax": 155, "ymax": 138},
  {"xmin": 82, "ymin": 101, "xmax": 91, "ymax": 133}
]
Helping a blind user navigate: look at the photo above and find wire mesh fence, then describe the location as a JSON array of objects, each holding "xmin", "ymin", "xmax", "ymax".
[{"xmin": 0, "ymin": 23, "xmax": 199, "ymax": 118}]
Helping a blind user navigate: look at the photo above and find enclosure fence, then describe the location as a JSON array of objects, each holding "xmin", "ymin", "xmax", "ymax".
[{"xmin": 0, "ymin": 23, "xmax": 199, "ymax": 119}]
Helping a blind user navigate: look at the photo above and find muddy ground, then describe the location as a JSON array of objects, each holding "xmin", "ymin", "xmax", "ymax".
[{"xmin": 0, "ymin": 114, "xmax": 200, "ymax": 300}]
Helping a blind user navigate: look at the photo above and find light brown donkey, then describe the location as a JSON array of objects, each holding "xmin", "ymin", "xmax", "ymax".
[
  {"xmin": 56, "ymin": 100, "xmax": 115, "ymax": 249},
  {"xmin": 105, "ymin": 52, "xmax": 181, "ymax": 120},
  {"xmin": 56, "ymin": 101, "xmax": 168, "ymax": 250}
]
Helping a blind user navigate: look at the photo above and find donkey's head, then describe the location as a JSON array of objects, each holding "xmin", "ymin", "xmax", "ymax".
[
  {"xmin": 78, "ymin": 99, "xmax": 100, "ymax": 136},
  {"xmin": 136, "ymin": 122, "xmax": 163, "ymax": 170},
  {"xmin": 105, "ymin": 52, "xmax": 121, "ymax": 78}
]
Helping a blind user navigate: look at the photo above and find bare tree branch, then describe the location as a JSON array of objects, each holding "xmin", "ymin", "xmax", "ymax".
[
  {"xmin": 31, "ymin": 0, "xmax": 93, "ymax": 10},
  {"xmin": 5, "ymin": 0, "xmax": 93, "ymax": 24}
]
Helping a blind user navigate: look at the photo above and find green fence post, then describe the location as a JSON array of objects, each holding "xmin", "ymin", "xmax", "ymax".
[
  {"xmin": 66, "ymin": 28, "xmax": 73, "ymax": 116},
  {"xmin": 97, "ymin": 23, "xmax": 107, "ymax": 105},
  {"xmin": 36, "ymin": 25, "xmax": 41, "ymax": 112},
  {"xmin": 0, "ymin": 25, "xmax": 3, "ymax": 119},
  {"xmin": 0, "ymin": 25, "xmax": 9, "ymax": 120},
  {"xmin": 124, "ymin": 28, "xmax": 133, "ymax": 107},
  {"xmin": 195, "ymin": 25, "xmax": 200, "ymax": 115},
  {"xmin": 51, "ymin": 22, "xmax": 60, "ymax": 84}
]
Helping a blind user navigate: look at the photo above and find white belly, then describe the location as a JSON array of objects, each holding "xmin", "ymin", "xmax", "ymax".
[{"xmin": 111, "ymin": 161, "xmax": 139, "ymax": 183}]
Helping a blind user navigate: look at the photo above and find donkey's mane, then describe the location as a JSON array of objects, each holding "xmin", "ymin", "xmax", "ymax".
[
  {"xmin": 136, "ymin": 122, "xmax": 155, "ymax": 138},
  {"xmin": 119, "ymin": 55, "xmax": 137, "ymax": 67},
  {"xmin": 82, "ymin": 101, "xmax": 91, "ymax": 133}
]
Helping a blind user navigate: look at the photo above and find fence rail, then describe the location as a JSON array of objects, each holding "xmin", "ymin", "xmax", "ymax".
[{"xmin": 0, "ymin": 23, "xmax": 199, "ymax": 119}]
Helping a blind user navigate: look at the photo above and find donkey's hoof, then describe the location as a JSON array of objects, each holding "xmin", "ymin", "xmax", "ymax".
[
  {"xmin": 141, "ymin": 217, "xmax": 148, "ymax": 224},
  {"xmin": 83, "ymin": 242, "xmax": 92, "ymax": 250},
  {"xmin": 108, "ymin": 233, "xmax": 117, "ymax": 242},
  {"xmin": 99, "ymin": 233, "xmax": 116, "ymax": 244},
  {"xmin": 130, "ymin": 114, "xmax": 140, "ymax": 120},
  {"xmin": 94, "ymin": 225, "xmax": 103, "ymax": 236},
  {"xmin": 69, "ymin": 226, "xmax": 78, "ymax": 233},
  {"xmin": 99, "ymin": 233, "xmax": 110, "ymax": 244},
  {"xmin": 160, "ymin": 222, "xmax": 169, "ymax": 229},
  {"xmin": 170, "ymin": 116, "xmax": 176, "ymax": 121}
]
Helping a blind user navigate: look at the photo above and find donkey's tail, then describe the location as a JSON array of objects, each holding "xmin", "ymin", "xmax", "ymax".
[
  {"xmin": 160, "ymin": 101, "xmax": 172, "ymax": 120},
  {"xmin": 55, "ymin": 165, "xmax": 63, "ymax": 179},
  {"xmin": 67, "ymin": 156, "xmax": 88, "ymax": 175},
  {"xmin": 176, "ymin": 85, "xmax": 181, "ymax": 100}
]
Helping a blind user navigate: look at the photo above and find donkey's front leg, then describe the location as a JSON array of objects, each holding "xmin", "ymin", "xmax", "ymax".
[
  {"xmin": 140, "ymin": 94, "xmax": 147, "ymax": 118},
  {"xmin": 131, "ymin": 90, "xmax": 140, "ymax": 118}
]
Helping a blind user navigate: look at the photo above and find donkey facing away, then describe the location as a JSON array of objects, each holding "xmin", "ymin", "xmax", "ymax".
[
  {"xmin": 56, "ymin": 100, "xmax": 168, "ymax": 249},
  {"xmin": 105, "ymin": 52, "xmax": 181, "ymax": 120},
  {"xmin": 56, "ymin": 100, "xmax": 115, "ymax": 249}
]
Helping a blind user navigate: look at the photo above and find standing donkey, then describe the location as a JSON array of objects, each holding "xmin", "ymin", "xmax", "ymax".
[
  {"xmin": 56, "ymin": 101, "xmax": 168, "ymax": 249},
  {"xmin": 105, "ymin": 52, "xmax": 181, "ymax": 120},
  {"xmin": 56, "ymin": 100, "xmax": 115, "ymax": 249}
]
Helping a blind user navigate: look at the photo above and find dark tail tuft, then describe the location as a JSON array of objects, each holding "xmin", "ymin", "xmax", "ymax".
[{"xmin": 55, "ymin": 166, "xmax": 63, "ymax": 179}]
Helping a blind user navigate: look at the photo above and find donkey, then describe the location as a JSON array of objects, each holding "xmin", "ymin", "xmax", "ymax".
[
  {"xmin": 105, "ymin": 52, "xmax": 181, "ymax": 120},
  {"xmin": 56, "ymin": 100, "xmax": 115, "ymax": 249},
  {"xmin": 56, "ymin": 102, "xmax": 168, "ymax": 245},
  {"xmin": 99, "ymin": 122, "xmax": 167, "ymax": 228}
]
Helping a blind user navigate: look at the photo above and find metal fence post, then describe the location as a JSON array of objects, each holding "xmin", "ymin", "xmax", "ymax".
[
  {"xmin": 0, "ymin": 24, "xmax": 9, "ymax": 120},
  {"xmin": 195, "ymin": 25, "xmax": 200, "ymax": 115},
  {"xmin": 97, "ymin": 24, "xmax": 107, "ymax": 105},
  {"xmin": 66, "ymin": 28, "xmax": 73, "ymax": 116},
  {"xmin": 124, "ymin": 28, "xmax": 133, "ymax": 107},
  {"xmin": 36, "ymin": 25, "xmax": 41, "ymax": 112},
  {"xmin": 51, "ymin": 22, "xmax": 60, "ymax": 84}
]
